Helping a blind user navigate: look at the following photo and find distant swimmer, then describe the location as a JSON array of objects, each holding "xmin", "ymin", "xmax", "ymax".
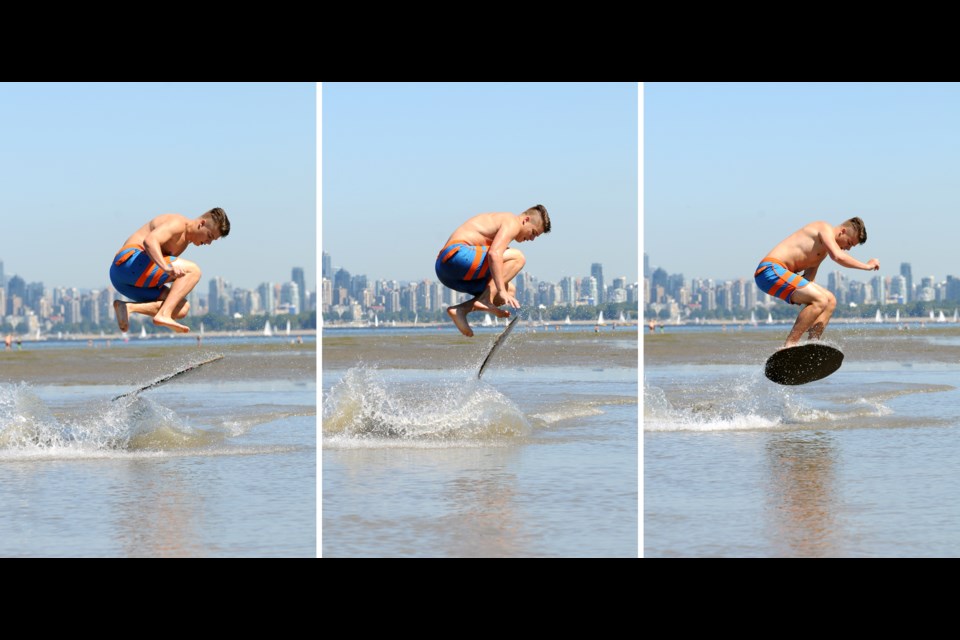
[
  {"xmin": 110, "ymin": 208, "xmax": 230, "ymax": 334},
  {"xmin": 756, "ymin": 218, "xmax": 879, "ymax": 348},
  {"xmin": 435, "ymin": 206, "xmax": 551, "ymax": 337}
]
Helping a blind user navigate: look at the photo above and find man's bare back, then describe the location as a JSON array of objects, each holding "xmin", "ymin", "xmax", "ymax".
[
  {"xmin": 121, "ymin": 214, "xmax": 192, "ymax": 259},
  {"xmin": 443, "ymin": 212, "xmax": 523, "ymax": 248}
]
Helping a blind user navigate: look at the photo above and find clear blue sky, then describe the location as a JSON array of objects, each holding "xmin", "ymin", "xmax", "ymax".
[
  {"xmin": 0, "ymin": 82, "xmax": 315, "ymax": 292},
  {"xmin": 322, "ymin": 82, "xmax": 639, "ymax": 286},
  {"xmin": 646, "ymin": 82, "xmax": 960, "ymax": 284}
]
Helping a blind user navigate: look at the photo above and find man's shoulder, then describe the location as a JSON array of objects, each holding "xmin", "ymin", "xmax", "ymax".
[{"xmin": 151, "ymin": 213, "xmax": 189, "ymax": 226}]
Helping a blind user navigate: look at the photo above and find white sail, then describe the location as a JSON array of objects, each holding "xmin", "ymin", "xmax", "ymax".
[
  {"xmin": 140, "ymin": 325, "xmax": 147, "ymax": 338},
  {"xmin": 750, "ymin": 310, "xmax": 757, "ymax": 326},
  {"xmin": 264, "ymin": 320, "xmax": 273, "ymax": 336},
  {"xmin": 200, "ymin": 322, "xmax": 205, "ymax": 335},
  {"xmin": 597, "ymin": 311, "xmax": 606, "ymax": 325},
  {"xmin": 930, "ymin": 311, "xmax": 935, "ymax": 320},
  {"xmin": 374, "ymin": 314, "xmax": 379, "ymax": 328},
  {"xmin": 482, "ymin": 314, "xmax": 493, "ymax": 327},
  {"xmin": 895, "ymin": 309, "xmax": 900, "ymax": 323},
  {"xmin": 767, "ymin": 312, "xmax": 773, "ymax": 324},
  {"xmin": 938, "ymin": 311, "xmax": 946, "ymax": 323},
  {"xmin": 286, "ymin": 320, "xmax": 291, "ymax": 335},
  {"xmin": 954, "ymin": 309, "xmax": 959, "ymax": 323},
  {"xmin": 875, "ymin": 309, "xmax": 883, "ymax": 323},
  {"xmin": 565, "ymin": 315, "xmax": 571, "ymax": 325}
]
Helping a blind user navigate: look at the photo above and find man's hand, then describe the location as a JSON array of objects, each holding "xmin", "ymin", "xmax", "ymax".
[
  {"xmin": 500, "ymin": 292, "xmax": 521, "ymax": 309},
  {"xmin": 866, "ymin": 258, "xmax": 880, "ymax": 271},
  {"xmin": 167, "ymin": 263, "xmax": 186, "ymax": 279}
]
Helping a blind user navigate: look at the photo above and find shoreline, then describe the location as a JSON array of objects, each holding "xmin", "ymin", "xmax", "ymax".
[{"xmin": 4, "ymin": 329, "xmax": 318, "ymax": 343}]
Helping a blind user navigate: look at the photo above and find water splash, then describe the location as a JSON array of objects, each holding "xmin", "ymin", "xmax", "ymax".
[
  {"xmin": 0, "ymin": 382, "xmax": 226, "ymax": 456},
  {"xmin": 323, "ymin": 366, "xmax": 531, "ymax": 446}
]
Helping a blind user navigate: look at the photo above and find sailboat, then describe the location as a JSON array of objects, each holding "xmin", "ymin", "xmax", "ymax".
[
  {"xmin": 767, "ymin": 312, "xmax": 773, "ymax": 324},
  {"xmin": 750, "ymin": 310, "xmax": 758, "ymax": 326},
  {"xmin": 954, "ymin": 309, "xmax": 959, "ymax": 323},
  {"xmin": 895, "ymin": 309, "xmax": 900, "ymax": 323},
  {"xmin": 140, "ymin": 325, "xmax": 147, "ymax": 338},
  {"xmin": 374, "ymin": 314, "xmax": 379, "ymax": 328},
  {"xmin": 482, "ymin": 314, "xmax": 493, "ymax": 327},
  {"xmin": 597, "ymin": 311, "xmax": 606, "ymax": 326},
  {"xmin": 414, "ymin": 313, "xmax": 418, "ymax": 325},
  {"xmin": 264, "ymin": 320, "xmax": 273, "ymax": 336},
  {"xmin": 619, "ymin": 311, "xmax": 626, "ymax": 323},
  {"xmin": 938, "ymin": 311, "xmax": 946, "ymax": 323},
  {"xmin": 565, "ymin": 315, "xmax": 571, "ymax": 325},
  {"xmin": 35, "ymin": 328, "xmax": 41, "ymax": 340},
  {"xmin": 286, "ymin": 320, "xmax": 291, "ymax": 335},
  {"xmin": 875, "ymin": 309, "xmax": 883, "ymax": 323},
  {"xmin": 930, "ymin": 311, "xmax": 936, "ymax": 321},
  {"xmin": 200, "ymin": 321, "xmax": 205, "ymax": 335}
]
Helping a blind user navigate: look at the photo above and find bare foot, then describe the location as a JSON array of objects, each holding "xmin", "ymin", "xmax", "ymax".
[
  {"xmin": 472, "ymin": 299, "xmax": 509, "ymax": 317},
  {"xmin": 113, "ymin": 300, "xmax": 129, "ymax": 332},
  {"xmin": 153, "ymin": 315, "xmax": 191, "ymax": 333},
  {"xmin": 447, "ymin": 306, "xmax": 474, "ymax": 337}
]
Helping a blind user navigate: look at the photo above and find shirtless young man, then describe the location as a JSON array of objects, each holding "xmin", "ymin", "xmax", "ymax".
[
  {"xmin": 110, "ymin": 208, "xmax": 230, "ymax": 334},
  {"xmin": 755, "ymin": 217, "xmax": 879, "ymax": 348},
  {"xmin": 435, "ymin": 205, "xmax": 551, "ymax": 337}
]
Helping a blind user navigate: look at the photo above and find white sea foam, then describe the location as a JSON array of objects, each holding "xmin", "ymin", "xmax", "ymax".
[
  {"xmin": 0, "ymin": 382, "xmax": 249, "ymax": 458},
  {"xmin": 322, "ymin": 366, "xmax": 531, "ymax": 446}
]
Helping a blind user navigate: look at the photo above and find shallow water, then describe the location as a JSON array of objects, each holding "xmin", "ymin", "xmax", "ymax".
[
  {"xmin": 645, "ymin": 325, "xmax": 960, "ymax": 557},
  {"xmin": 322, "ymin": 324, "xmax": 639, "ymax": 557},
  {"xmin": 0, "ymin": 341, "xmax": 315, "ymax": 557}
]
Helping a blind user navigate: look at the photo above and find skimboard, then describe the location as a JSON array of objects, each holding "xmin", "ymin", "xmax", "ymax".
[
  {"xmin": 764, "ymin": 343, "xmax": 843, "ymax": 385},
  {"xmin": 477, "ymin": 315, "xmax": 520, "ymax": 379},
  {"xmin": 112, "ymin": 354, "xmax": 224, "ymax": 401}
]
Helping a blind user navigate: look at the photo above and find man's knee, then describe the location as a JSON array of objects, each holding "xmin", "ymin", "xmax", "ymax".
[{"xmin": 176, "ymin": 259, "xmax": 202, "ymax": 278}]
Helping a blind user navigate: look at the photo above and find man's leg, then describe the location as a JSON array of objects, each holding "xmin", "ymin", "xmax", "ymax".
[
  {"xmin": 784, "ymin": 283, "xmax": 836, "ymax": 347},
  {"xmin": 474, "ymin": 248, "xmax": 525, "ymax": 312},
  {"xmin": 153, "ymin": 259, "xmax": 201, "ymax": 333}
]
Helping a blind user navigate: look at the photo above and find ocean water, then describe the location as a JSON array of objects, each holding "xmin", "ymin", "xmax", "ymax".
[
  {"xmin": 322, "ymin": 324, "xmax": 638, "ymax": 557},
  {"xmin": 645, "ymin": 324, "xmax": 960, "ymax": 557},
  {"xmin": 0, "ymin": 340, "xmax": 316, "ymax": 557}
]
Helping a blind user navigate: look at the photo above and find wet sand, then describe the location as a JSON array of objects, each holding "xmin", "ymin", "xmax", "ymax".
[
  {"xmin": 0, "ymin": 341, "xmax": 316, "ymax": 386},
  {"xmin": 323, "ymin": 327, "xmax": 638, "ymax": 371}
]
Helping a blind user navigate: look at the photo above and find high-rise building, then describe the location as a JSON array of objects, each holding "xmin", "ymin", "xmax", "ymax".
[
  {"xmin": 292, "ymin": 267, "xmax": 306, "ymax": 314},
  {"xmin": 259, "ymin": 282, "xmax": 276, "ymax": 315},
  {"xmin": 643, "ymin": 254, "xmax": 650, "ymax": 279},
  {"xmin": 591, "ymin": 263, "xmax": 604, "ymax": 305},
  {"xmin": 281, "ymin": 282, "xmax": 300, "ymax": 313},
  {"xmin": 900, "ymin": 263, "xmax": 913, "ymax": 303},
  {"xmin": 322, "ymin": 252, "xmax": 332, "ymax": 279}
]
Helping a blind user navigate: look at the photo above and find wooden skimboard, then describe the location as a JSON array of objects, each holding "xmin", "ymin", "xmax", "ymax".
[
  {"xmin": 477, "ymin": 315, "xmax": 520, "ymax": 379},
  {"xmin": 112, "ymin": 355, "xmax": 224, "ymax": 401},
  {"xmin": 764, "ymin": 343, "xmax": 843, "ymax": 385}
]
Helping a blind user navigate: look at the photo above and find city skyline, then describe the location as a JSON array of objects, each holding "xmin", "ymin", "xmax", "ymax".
[
  {"xmin": 0, "ymin": 83, "xmax": 316, "ymax": 294},
  {"xmin": 646, "ymin": 82, "xmax": 960, "ymax": 285},
  {"xmin": 323, "ymin": 83, "xmax": 639, "ymax": 284}
]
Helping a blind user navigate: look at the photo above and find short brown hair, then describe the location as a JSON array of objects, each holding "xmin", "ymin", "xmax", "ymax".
[
  {"xmin": 523, "ymin": 204, "xmax": 551, "ymax": 234},
  {"xmin": 202, "ymin": 207, "xmax": 231, "ymax": 237},
  {"xmin": 842, "ymin": 217, "xmax": 866, "ymax": 245}
]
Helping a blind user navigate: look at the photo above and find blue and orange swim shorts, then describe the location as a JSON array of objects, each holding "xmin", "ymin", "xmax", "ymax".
[
  {"xmin": 109, "ymin": 245, "xmax": 178, "ymax": 302},
  {"xmin": 435, "ymin": 239, "xmax": 491, "ymax": 296},
  {"xmin": 755, "ymin": 257, "xmax": 809, "ymax": 305}
]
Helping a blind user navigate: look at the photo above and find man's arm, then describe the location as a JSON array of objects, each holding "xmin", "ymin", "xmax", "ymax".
[
  {"xmin": 818, "ymin": 224, "xmax": 880, "ymax": 271},
  {"xmin": 143, "ymin": 217, "xmax": 185, "ymax": 277},
  {"xmin": 801, "ymin": 265, "xmax": 819, "ymax": 282},
  {"xmin": 487, "ymin": 216, "xmax": 521, "ymax": 308}
]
